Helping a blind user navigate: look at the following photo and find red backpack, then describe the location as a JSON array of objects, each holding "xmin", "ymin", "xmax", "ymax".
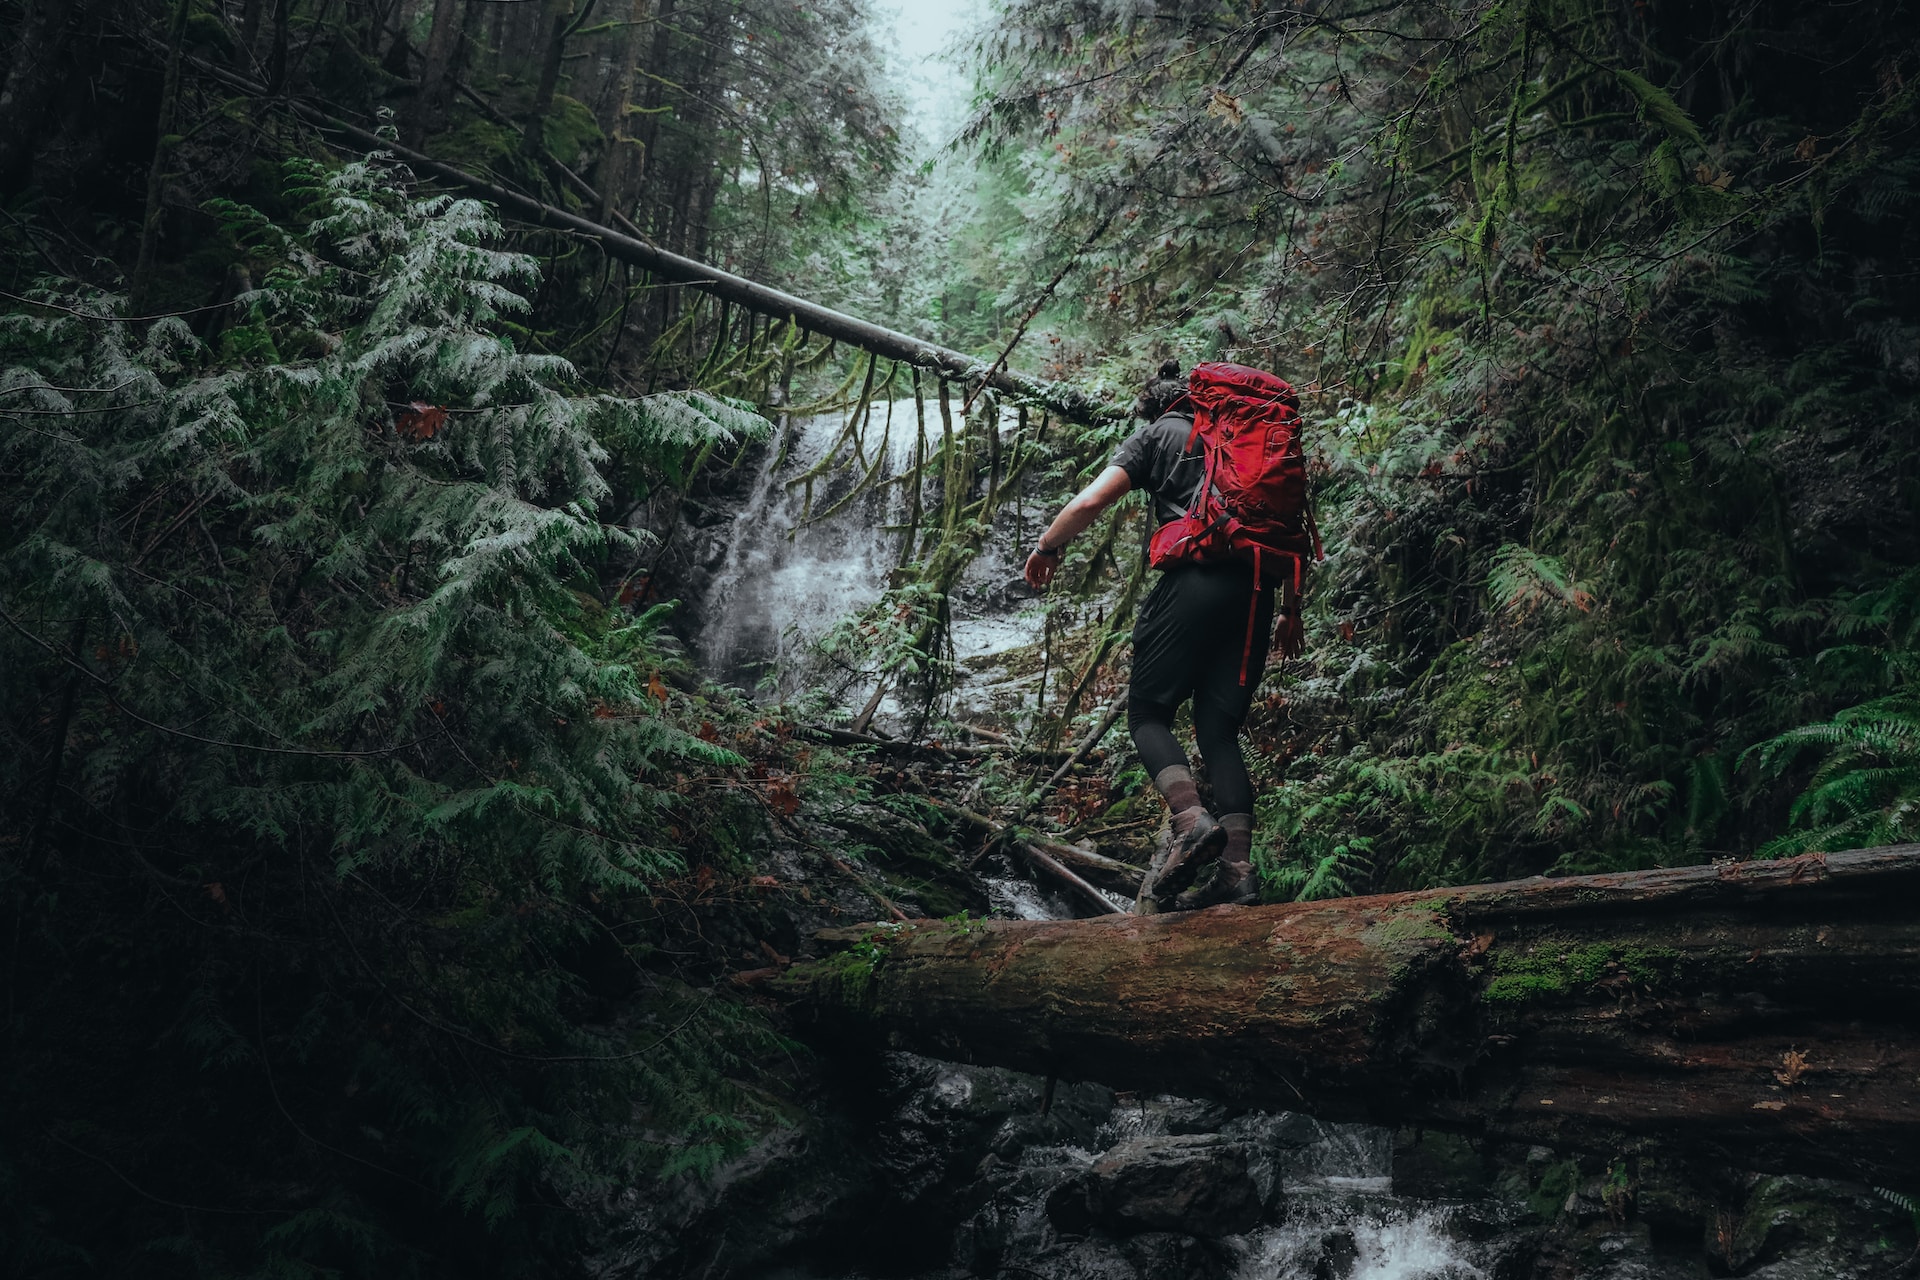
[{"xmin": 1147, "ymin": 362, "xmax": 1321, "ymax": 681}]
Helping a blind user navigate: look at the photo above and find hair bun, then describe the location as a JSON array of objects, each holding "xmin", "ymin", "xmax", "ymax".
[{"xmin": 1158, "ymin": 359, "xmax": 1183, "ymax": 379}]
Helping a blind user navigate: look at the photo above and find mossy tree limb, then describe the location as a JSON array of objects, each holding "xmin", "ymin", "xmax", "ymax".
[{"xmin": 780, "ymin": 846, "xmax": 1920, "ymax": 1186}]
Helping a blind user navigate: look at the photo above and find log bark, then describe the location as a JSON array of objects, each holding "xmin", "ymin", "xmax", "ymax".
[{"xmin": 782, "ymin": 847, "xmax": 1920, "ymax": 1186}]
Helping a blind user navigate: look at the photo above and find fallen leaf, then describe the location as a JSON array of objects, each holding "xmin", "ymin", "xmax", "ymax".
[
  {"xmin": 1775, "ymin": 1048, "xmax": 1810, "ymax": 1087},
  {"xmin": 766, "ymin": 777, "xmax": 801, "ymax": 817},
  {"xmin": 396, "ymin": 402, "xmax": 448, "ymax": 440}
]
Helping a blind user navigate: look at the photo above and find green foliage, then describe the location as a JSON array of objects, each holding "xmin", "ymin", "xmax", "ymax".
[
  {"xmin": 0, "ymin": 158, "xmax": 780, "ymax": 1276},
  {"xmin": 963, "ymin": 0, "xmax": 1920, "ymax": 893},
  {"xmin": 1749, "ymin": 571, "xmax": 1920, "ymax": 854}
]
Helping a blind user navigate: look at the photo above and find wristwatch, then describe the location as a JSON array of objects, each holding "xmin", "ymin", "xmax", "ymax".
[{"xmin": 1033, "ymin": 545, "xmax": 1061, "ymax": 558}]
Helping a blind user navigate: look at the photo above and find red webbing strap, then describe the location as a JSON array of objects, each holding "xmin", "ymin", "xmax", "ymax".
[{"xmin": 1240, "ymin": 545, "xmax": 1261, "ymax": 686}]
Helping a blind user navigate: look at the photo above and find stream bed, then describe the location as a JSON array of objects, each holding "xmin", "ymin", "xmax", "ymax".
[{"xmin": 589, "ymin": 1045, "xmax": 1905, "ymax": 1280}]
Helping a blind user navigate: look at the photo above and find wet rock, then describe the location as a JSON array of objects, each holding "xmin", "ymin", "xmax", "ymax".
[
  {"xmin": 1703, "ymin": 1174, "xmax": 1889, "ymax": 1277},
  {"xmin": 1013, "ymin": 1232, "xmax": 1230, "ymax": 1280},
  {"xmin": 877, "ymin": 1053, "xmax": 1111, "ymax": 1220},
  {"xmin": 957, "ymin": 1157, "xmax": 1089, "ymax": 1275},
  {"xmin": 1048, "ymin": 1133, "xmax": 1262, "ymax": 1238},
  {"xmin": 585, "ymin": 1121, "xmax": 871, "ymax": 1279},
  {"xmin": 1393, "ymin": 1128, "xmax": 1491, "ymax": 1200},
  {"xmin": 1563, "ymin": 1173, "xmax": 1627, "ymax": 1226},
  {"xmin": 1119, "ymin": 1230, "xmax": 1232, "ymax": 1279},
  {"xmin": 1309, "ymin": 1225, "xmax": 1359, "ymax": 1279},
  {"xmin": 1635, "ymin": 1157, "xmax": 1712, "ymax": 1252},
  {"xmin": 1223, "ymin": 1111, "xmax": 1389, "ymax": 1205},
  {"xmin": 1128, "ymin": 1094, "xmax": 1232, "ymax": 1135}
]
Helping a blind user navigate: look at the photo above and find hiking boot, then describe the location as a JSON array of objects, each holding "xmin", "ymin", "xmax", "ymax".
[
  {"xmin": 1135, "ymin": 811, "xmax": 1225, "ymax": 913},
  {"xmin": 1172, "ymin": 860, "xmax": 1260, "ymax": 911}
]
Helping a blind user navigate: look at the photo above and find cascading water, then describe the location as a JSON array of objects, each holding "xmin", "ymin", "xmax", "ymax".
[
  {"xmin": 695, "ymin": 402, "xmax": 910, "ymax": 689},
  {"xmin": 686, "ymin": 398, "xmax": 1041, "ymax": 708}
]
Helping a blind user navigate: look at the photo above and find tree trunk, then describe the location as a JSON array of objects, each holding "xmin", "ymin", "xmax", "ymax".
[
  {"xmin": 0, "ymin": 0, "xmax": 79, "ymax": 194},
  {"xmin": 525, "ymin": 0, "xmax": 574, "ymax": 153},
  {"xmin": 238, "ymin": 0, "xmax": 264, "ymax": 72},
  {"xmin": 132, "ymin": 0, "xmax": 194, "ymax": 308},
  {"xmin": 267, "ymin": 0, "xmax": 290, "ymax": 91},
  {"xmin": 779, "ymin": 847, "xmax": 1920, "ymax": 1186},
  {"xmin": 630, "ymin": 0, "xmax": 676, "ymax": 197},
  {"xmin": 411, "ymin": 0, "xmax": 469, "ymax": 141},
  {"xmin": 594, "ymin": 0, "xmax": 649, "ymax": 224}
]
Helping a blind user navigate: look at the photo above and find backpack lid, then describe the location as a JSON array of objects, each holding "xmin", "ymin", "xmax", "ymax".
[{"xmin": 1188, "ymin": 362, "xmax": 1298, "ymax": 413}]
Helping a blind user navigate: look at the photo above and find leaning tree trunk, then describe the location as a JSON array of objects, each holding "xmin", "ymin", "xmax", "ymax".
[{"xmin": 778, "ymin": 847, "xmax": 1920, "ymax": 1187}]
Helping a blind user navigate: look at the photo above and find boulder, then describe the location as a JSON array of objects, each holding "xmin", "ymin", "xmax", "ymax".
[{"xmin": 1047, "ymin": 1133, "xmax": 1261, "ymax": 1238}]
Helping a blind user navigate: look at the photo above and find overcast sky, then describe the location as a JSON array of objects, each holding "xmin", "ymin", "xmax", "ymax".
[{"xmin": 877, "ymin": 0, "xmax": 986, "ymax": 144}]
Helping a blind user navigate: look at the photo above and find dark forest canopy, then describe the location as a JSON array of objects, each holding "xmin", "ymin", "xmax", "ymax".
[{"xmin": 2, "ymin": 0, "xmax": 1918, "ymax": 1276}]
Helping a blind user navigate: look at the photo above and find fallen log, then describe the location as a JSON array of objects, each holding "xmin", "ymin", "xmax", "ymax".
[
  {"xmin": 185, "ymin": 58, "xmax": 1117, "ymax": 425},
  {"xmin": 782, "ymin": 847, "xmax": 1920, "ymax": 1186}
]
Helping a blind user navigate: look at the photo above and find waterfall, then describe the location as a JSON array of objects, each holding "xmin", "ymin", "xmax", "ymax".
[{"xmin": 689, "ymin": 398, "xmax": 1039, "ymax": 705}]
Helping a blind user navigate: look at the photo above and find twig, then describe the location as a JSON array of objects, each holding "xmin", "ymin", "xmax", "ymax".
[
  {"xmin": 1007, "ymin": 695, "xmax": 1128, "ymax": 827},
  {"xmin": 928, "ymin": 798, "xmax": 1137, "ymax": 912},
  {"xmin": 44, "ymin": 1132, "xmax": 279, "ymax": 1215}
]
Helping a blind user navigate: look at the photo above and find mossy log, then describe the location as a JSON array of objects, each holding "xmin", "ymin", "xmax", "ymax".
[{"xmin": 781, "ymin": 847, "xmax": 1920, "ymax": 1185}]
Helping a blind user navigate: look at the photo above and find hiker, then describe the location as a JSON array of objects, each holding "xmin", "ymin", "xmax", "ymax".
[{"xmin": 1023, "ymin": 360, "xmax": 1315, "ymax": 912}]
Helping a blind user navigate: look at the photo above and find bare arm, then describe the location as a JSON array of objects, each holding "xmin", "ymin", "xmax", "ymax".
[{"xmin": 1023, "ymin": 465, "xmax": 1134, "ymax": 589}]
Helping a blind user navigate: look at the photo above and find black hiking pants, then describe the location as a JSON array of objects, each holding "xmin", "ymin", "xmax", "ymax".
[{"xmin": 1126, "ymin": 560, "xmax": 1275, "ymax": 816}]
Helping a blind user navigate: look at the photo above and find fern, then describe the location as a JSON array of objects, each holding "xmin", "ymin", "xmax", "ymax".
[
  {"xmin": 0, "ymin": 155, "xmax": 784, "ymax": 1276},
  {"xmin": 1876, "ymin": 1187, "xmax": 1920, "ymax": 1241}
]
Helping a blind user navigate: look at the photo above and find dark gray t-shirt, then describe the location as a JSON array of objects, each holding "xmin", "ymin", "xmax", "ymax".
[{"xmin": 1110, "ymin": 410, "xmax": 1203, "ymax": 526}]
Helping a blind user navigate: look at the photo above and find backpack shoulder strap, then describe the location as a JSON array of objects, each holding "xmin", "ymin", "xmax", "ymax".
[{"xmin": 1184, "ymin": 405, "xmax": 1206, "ymax": 453}]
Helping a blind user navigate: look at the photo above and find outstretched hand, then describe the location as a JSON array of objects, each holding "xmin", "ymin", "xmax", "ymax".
[{"xmin": 1023, "ymin": 550, "xmax": 1060, "ymax": 590}]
